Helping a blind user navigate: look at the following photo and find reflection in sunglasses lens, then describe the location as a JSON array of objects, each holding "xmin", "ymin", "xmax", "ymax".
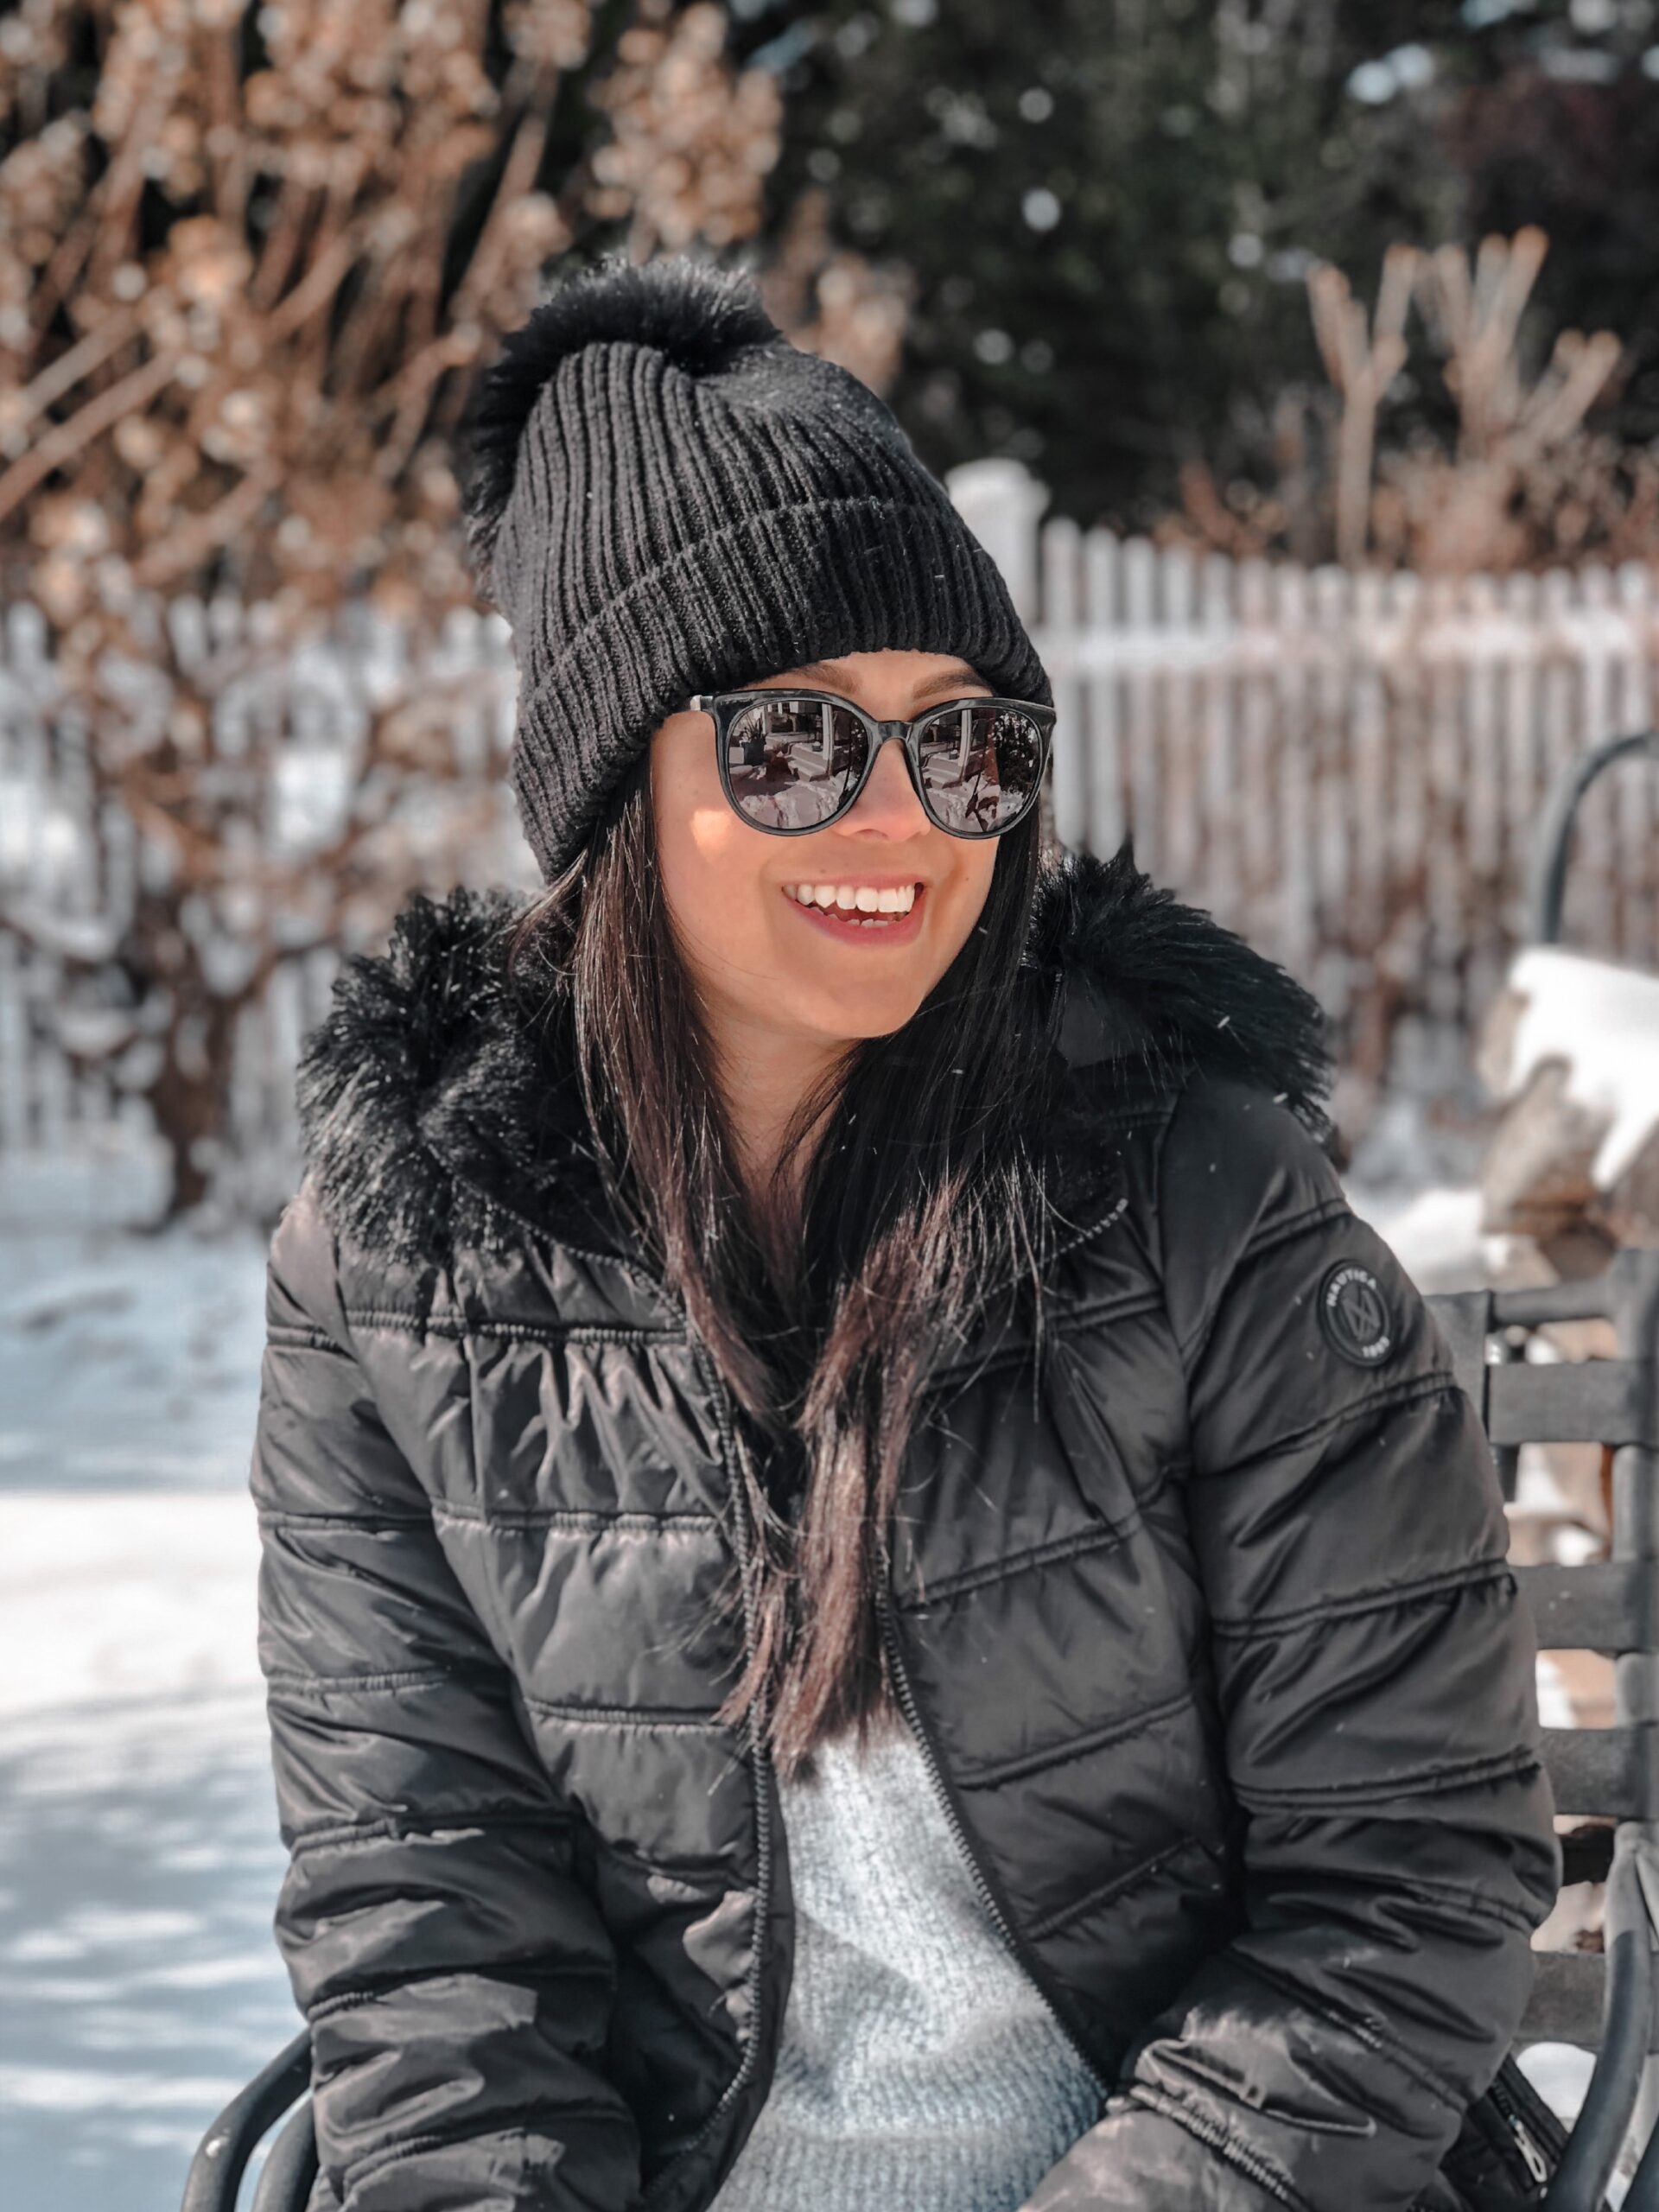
[
  {"xmin": 916, "ymin": 704, "xmax": 1045, "ymax": 833},
  {"xmin": 725, "ymin": 699, "xmax": 869, "ymax": 830}
]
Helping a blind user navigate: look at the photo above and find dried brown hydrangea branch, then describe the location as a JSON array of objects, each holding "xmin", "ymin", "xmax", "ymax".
[{"xmin": 0, "ymin": 0, "xmax": 783, "ymax": 1213}]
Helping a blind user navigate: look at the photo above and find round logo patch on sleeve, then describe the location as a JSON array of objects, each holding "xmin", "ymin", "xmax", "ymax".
[{"xmin": 1317, "ymin": 1261, "xmax": 1399, "ymax": 1367}]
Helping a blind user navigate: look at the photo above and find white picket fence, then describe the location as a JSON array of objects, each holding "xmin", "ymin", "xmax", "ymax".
[
  {"xmin": 0, "ymin": 594, "xmax": 525, "ymax": 1224},
  {"xmin": 3, "ymin": 456, "xmax": 1659, "ymax": 1222},
  {"xmin": 955, "ymin": 460, "xmax": 1659, "ymax": 1103}
]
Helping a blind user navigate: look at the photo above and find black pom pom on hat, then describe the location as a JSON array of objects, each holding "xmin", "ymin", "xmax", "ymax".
[
  {"xmin": 460, "ymin": 251, "xmax": 1051, "ymax": 883},
  {"xmin": 463, "ymin": 258, "xmax": 780, "ymax": 592}
]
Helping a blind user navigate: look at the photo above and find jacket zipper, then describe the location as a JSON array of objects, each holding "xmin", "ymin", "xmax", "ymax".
[
  {"xmin": 1128, "ymin": 2083, "xmax": 1296, "ymax": 2204},
  {"xmin": 1484, "ymin": 2067, "xmax": 1552, "ymax": 2188},
  {"xmin": 885, "ymin": 1569, "xmax": 1559, "ymax": 2204},
  {"xmin": 640, "ymin": 1366, "xmax": 774, "ymax": 2208},
  {"xmin": 880, "ymin": 1586, "xmax": 1553, "ymax": 2210},
  {"xmin": 874, "ymin": 1571, "xmax": 1105, "ymax": 2093}
]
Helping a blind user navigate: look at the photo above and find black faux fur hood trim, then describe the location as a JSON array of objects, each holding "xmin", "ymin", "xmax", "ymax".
[
  {"xmin": 1034, "ymin": 844, "xmax": 1334, "ymax": 1121},
  {"xmin": 294, "ymin": 843, "xmax": 1333, "ymax": 1273}
]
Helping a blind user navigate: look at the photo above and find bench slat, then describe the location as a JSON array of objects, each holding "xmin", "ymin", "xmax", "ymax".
[
  {"xmin": 1515, "ymin": 1562, "xmax": 1659, "ymax": 1653},
  {"xmin": 1524, "ymin": 1950, "xmax": 1659, "ymax": 2053},
  {"xmin": 1485, "ymin": 1361, "xmax": 1657, "ymax": 1448},
  {"xmin": 1524, "ymin": 1953, "xmax": 1608, "ymax": 2048},
  {"xmin": 1541, "ymin": 1726, "xmax": 1659, "ymax": 1820}
]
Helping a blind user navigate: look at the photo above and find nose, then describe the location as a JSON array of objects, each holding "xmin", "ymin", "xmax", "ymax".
[{"xmin": 836, "ymin": 735, "xmax": 929, "ymax": 841}]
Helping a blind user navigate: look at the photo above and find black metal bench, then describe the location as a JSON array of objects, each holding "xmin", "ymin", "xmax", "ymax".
[
  {"xmin": 181, "ymin": 1246, "xmax": 1659, "ymax": 2212},
  {"xmin": 181, "ymin": 2031, "xmax": 314, "ymax": 2212},
  {"xmin": 1433, "ymin": 1245, "xmax": 1659, "ymax": 2210}
]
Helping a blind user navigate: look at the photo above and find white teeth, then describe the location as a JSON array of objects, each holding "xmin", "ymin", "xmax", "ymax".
[{"xmin": 782, "ymin": 882, "xmax": 920, "ymax": 917}]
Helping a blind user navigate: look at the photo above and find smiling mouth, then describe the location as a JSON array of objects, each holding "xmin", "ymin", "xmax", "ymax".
[{"xmin": 780, "ymin": 880, "xmax": 925, "ymax": 930}]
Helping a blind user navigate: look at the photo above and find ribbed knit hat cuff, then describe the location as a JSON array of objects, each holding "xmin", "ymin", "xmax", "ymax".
[{"xmin": 510, "ymin": 493, "xmax": 1050, "ymax": 881}]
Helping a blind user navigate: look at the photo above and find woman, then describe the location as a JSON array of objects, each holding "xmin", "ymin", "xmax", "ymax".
[{"xmin": 252, "ymin": 255, "xmax": 1560, "ymax": 2212}]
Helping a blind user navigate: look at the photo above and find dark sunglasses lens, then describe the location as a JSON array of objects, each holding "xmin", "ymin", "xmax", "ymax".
[
  {"xmin": 724, "ymin": 699, "xmax": 869, "ymax": 830},
  {"xmin": 915, "ymin": 704, "xmax": 1046, "ymax": 834}
]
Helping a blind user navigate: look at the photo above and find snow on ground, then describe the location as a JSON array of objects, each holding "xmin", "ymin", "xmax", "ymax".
[
  {"xmin": 0, "ymin": 1186, "xmax": 1605, "ymax": 2209},
  {"xmin": 0, "ymin": 1491, "xmax": 264, "ymax": 1724},
  {"xmin": 1347, "ymin": 1179, "xmax": 1500, "ymax": 1294},
  {"xmin": 0, "ymin": 1222, "xmax": 296, "ymax": 2212},
  {"xmin": 0, "ymin": 1691, "xmax": 296, "ymax": 2211},
  {"xmin": 0, "ymin": 1221, "xmax": 270, "ymax": 1493}
]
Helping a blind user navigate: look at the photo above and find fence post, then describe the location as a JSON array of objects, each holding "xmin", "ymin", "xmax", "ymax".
[
  {"xmin": 945, "ymin": 458, "xmax": 1050, "ymax": 626},
  {"xmin": 1040, "ymin": 515, "xmax": 1085, "ymax": 849}
]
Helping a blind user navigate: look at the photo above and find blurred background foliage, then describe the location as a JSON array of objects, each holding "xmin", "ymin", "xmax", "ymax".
[
  {"xmin": 0, "ymin": 0, "xmax": 784, "ymax": 1209},
  {"xmin": 10, "ymin": 2, "xmax": 1659, "ymax": 613},
  {"xmin": 739, "ymin": 0, "xmax": 1659, "ymax": 544},
  {"xmin": 4, "ymin": 0, "xmax": 1659, "ymax": 1217}
]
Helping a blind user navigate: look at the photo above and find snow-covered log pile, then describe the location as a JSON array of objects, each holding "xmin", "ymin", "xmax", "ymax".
[
  {"xmin": 1475, "ymin": 945, "xmax": 1659, "ymax": 1572},
  {"xmin": 1477, "ymin": 948, "xmax": 1659, "ymax": 1974},
  {"xmin": 1478, "ymin": 946, "xmax": 1659, "ymax": 1273}
]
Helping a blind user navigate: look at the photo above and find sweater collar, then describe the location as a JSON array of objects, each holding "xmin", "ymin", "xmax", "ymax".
[{"xmin": 294, "ymin": 842, "xmax": 1333, "ymax": 1274}]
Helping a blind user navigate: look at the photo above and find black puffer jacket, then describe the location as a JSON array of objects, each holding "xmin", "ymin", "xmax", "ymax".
[{"xmin": 252, "ymin": 847, "xmax": 1559, "ymax": 2212}]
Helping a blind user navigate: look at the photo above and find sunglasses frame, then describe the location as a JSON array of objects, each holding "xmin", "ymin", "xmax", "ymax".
[{"xmin": 690, "ymin": 687, "xmax": 1056, "ymax": 840}]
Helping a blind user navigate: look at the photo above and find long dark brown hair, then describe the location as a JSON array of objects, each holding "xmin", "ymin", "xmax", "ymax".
[{"xmin": 505, "ymin": 755, "xmax": 1058, "ymax": 1775}]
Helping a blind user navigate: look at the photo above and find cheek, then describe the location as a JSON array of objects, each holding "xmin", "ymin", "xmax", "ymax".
[
  {"xmin": 916, "ymin": 842, "xmax": 997, "ymax": 987},
  {"xmin": 650, "ymin": 725, "xmax": 770, "ymax": 958},
  {"xmin": 945, "ymin": 844, "xmax": 999, "ymax": 951}
]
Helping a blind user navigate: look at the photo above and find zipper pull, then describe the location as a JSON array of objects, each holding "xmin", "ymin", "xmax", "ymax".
[{"xmin": 1510, "ymin": 2115, "xmax": 1548, "ymax": 2187}]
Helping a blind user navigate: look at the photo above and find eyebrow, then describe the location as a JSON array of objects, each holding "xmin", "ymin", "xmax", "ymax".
[{"xmin": 790, "ymin": 660, "xmax": 989, "ymax": 704}]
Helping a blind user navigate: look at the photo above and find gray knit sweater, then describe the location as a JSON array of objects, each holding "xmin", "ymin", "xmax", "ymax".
[{"xmin": 710, "ymin": 1722, "xmax": 1103, "ymax": 2212}]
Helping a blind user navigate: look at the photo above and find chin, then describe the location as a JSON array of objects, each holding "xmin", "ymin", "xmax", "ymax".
[{"xmin": 804, "ymin": 987, "xmax": 931, "ymax": 1046}]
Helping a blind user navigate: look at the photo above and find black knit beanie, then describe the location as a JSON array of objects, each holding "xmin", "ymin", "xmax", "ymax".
[{"xmin": 461, "ymin": 251, "xmax": 1052, "ymax": 884}]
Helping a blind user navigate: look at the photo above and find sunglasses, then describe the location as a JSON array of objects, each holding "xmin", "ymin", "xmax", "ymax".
[{"xmin": 690, "ymin": 688, "xmax": 1054, "ymax": 839}]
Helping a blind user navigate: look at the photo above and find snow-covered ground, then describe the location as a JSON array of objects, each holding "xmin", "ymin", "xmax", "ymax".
[
  {"xmin": 0, "ymin": 1223, "xmax": 296, "ymax": 2212},
  {"xmin": 1349, "ymin": 1179, "xmax": 1497, "ymax": 1293},
  {"xmin": 0, "ymin": 1188, "xmax": 1611, "ymax": 2209},
  {"xmin": 0, "ymin": 1223, "xmax": 270, "ymax": 1494}
]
